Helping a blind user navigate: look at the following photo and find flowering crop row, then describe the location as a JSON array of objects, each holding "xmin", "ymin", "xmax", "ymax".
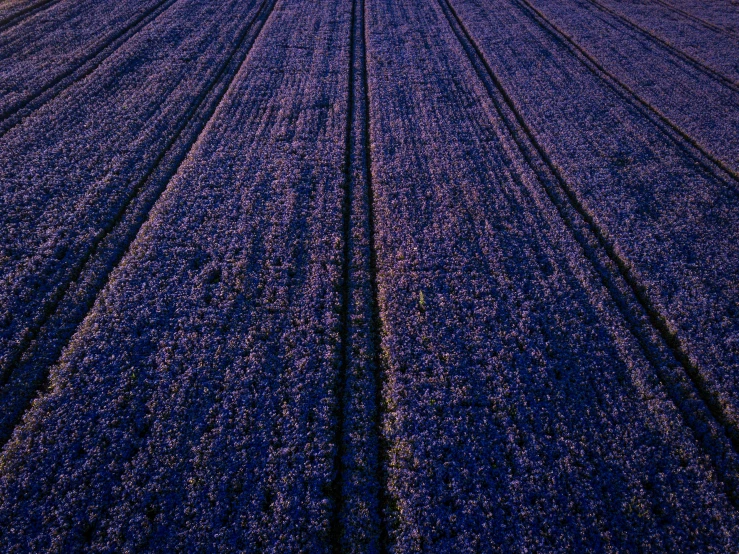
[
  {"xmin": 0, "ymin": 0, "xmax": 737, "ymax": 551},
  {"xmin": 0, "ymin": 0, "xmax": 272, "ymax": 443},
  {"xmin": 0, "ymin": 0, "xmax": 174, "ymax": 131},
  {"xmin": 449, "ymin": 0, "xmax": 739, "ymax": 462},
  {"xmin": 661, "ymin": 0, "xmax": 739, "ymax": 36},
  {"xmin": 520, "ymin": 0, "xmax": 739, "ymax": 175},
  {"xmin": 366, "ymin": 0, "xmax": 739, "ymax": 549},
  {"xmin": 0, "ymin": 0, "xmax": 363, "ymax": 550},
  {"xmin": 588, "ymin": 0, "xmax": 739, "ymax": 83}
]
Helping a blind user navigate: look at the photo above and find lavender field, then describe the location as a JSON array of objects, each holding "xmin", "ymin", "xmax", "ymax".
[{"xmin": 0, "ymin": 0, "xmax": 737, "ymax": 551}]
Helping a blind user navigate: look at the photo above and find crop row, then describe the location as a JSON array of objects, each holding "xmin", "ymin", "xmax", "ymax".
[
  {"xmin": 0, "ymin": 0, "xmax": 737, "ymax": 550},
  {"xmin": 0, "ymin": 0, "xmax": 174, "ymax": 133},
  {"xmin": 0, "ymin": 0, "xmax": 274, "ymax": 444},
  {"xmin": 661, "ymin": 0, "xmax": 739, "ymax": 37},
  {"xmin": 0, "ymin": 0, "xmax": 58, "ymax": 31},
  {"xmin": 523, "ymin": 0, "xmax": 739, "ymax": 175},
  {"xmin": 365, "ymin": 0, "xmax": 739, "ymax": 549},
  {"xmin": 590, "ymin": 0, "xmax": 739, "ymax": 83},
  {"xmin": 0, "ymin": 0, "xmax": 362, "ymax": 550},
  {"xmin": 448, "ymin": 0, "xmax": 739, "ymax": 458}
]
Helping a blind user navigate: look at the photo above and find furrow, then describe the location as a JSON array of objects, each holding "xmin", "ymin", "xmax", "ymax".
[
  {"xmin": 0, "ymin": 0, "xmax": 178, "ymax": 138},
  {"xmin": 329, "ymin": 0, "xmax": 358, "ymax": 544},
  {"xmin": 590, "ymin": 0, "xmax": 739, "ymax": 84},
  {"xmin": 362, "ymin": 0, "xmax": 389, "ymax": 545},
  {"xmin": 439, "ymin": 0, "xmax": 739, "ymax": 504},
  {"xmin": 661, "ymin": 0, "xmax": 739, "ymax": 38},
  {"xmin": 333, "ymin": 0, "xmax": 387, "ymax": 548},
  {"xmin": 0, "ymin": 0, "xmax": 277, "ymax": 447}
]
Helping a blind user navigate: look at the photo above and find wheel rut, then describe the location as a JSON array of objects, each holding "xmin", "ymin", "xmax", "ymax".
[
  {"xmin": 0, "ymin": 0, "xmax": 178, "ymax": 138},
  {"xmin": 332, "ymin": 0, "xmax": 388, "ymax": 548},
  {"xmin": 581, "ymin": 0, "xmax": 739, "ymax": 91},
  {"xmin": 515, "ymin": 0, "xmax": 739, "ymax": 187},
  {"xmin": 0, "ymin": 0, "xmax": 60, "ymax": 33}
]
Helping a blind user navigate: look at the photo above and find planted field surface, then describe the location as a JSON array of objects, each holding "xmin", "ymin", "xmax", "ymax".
[
  {"xmin": 591, "ymin": 0, "xmax": 739, "ymax": 83},
  {"xmin": 522, "ymin": 0, "xmax": 739, "ymax": 174},
  {"xmin": 0, "ymin": 0, "xmax": 268, "ymax": 444},
  {"xmin": 445, "ymin": 0, "xmax": 739, "ymax": 456},
  {"xmin": 662, "ymin": 0, "xmax": 739, "ymax": 36},
  {"xmin": 0, "ymin": 0, "xmax": 175, "ymax": 132},
  {"xmin": 0, "ymin": 0, "xmax": 737, "ymax": 551},
  {"xmin": 0, "ymin": 0, "xmax": 60, "ymax": 31}
]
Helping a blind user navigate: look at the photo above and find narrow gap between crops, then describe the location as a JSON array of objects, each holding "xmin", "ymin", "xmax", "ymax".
[
  {"xmin": 362, "ymin": 0, "xmax": 391, "ymax": 544},
  {"xmin": 329, "ymin": 0, "xmax": 359, "ymax": 545},
  {"xmin": 437, "ymin": 0, "xmax": 739, "ymax": 506},
  {"xmin": 331, "ymin": 0, "xmax": 389, "ymax": 547},
  {"xmin": 653, "ymin": 0, "xmax": 739, "ymax": 40}
]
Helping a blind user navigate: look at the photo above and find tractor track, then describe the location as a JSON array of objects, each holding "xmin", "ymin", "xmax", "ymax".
[{"xmin": 0, "ymin": 0, "xmax": 60, "ymax": 34}]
